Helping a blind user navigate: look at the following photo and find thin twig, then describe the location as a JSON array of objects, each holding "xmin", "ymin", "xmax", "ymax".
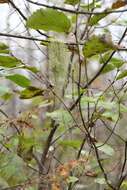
[{"xmin": 27, "ymin": 0, "xmax": 127, "ymax": 15}]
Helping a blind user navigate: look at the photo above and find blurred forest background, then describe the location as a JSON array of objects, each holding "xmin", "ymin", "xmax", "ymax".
[{"xmin": 1, "ymin": 0, "xmax": 127, "ymax": 190}]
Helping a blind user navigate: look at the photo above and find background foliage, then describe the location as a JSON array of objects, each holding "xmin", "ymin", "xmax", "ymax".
[{"xmin": 0, "ymin": 0, "xmax": 127, "ymax": 190}]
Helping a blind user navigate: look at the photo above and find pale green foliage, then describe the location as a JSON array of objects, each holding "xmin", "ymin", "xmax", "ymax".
[
  {"xmin": 1, "ymin": 1, "xmax": 127, "ymax": 189},
  {"xmin": 0, "ymin": 153, "xmax": 27, "ymax": 186},
  {"xmin": 96, "ymin": 143, "xmax": 114, "ymax": 156},
  {"xmin": 94, "ymin": 178, "xmax": 106, "ymax": 185},
  {"xmin": 46, "ymin": 109, "xmax": 73, "ymax": 125},
  {"xmin": 83, "ymin": 35, "xmax": 116, "ymax": 58},
  {"xmin": 27, "ymin": 8, "xmax": 71, "ymax": 33},
  {"xmin": 67, "ymin": 176, "xmax": 79, "ymax": 183},
  {"xmin": 0, "ymin": 85, "xmax": 9, "ymax": 96}
]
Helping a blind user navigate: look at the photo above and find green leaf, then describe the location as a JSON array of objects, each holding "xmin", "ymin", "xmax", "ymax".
[
  {"xmin": 100, "ymin": 111, "xmax": 118, "ymax": 122},
  {"xmin": 27, "ymin": 8, "xmax": 71, "ymax": 33},
  {"xmin": 59, "ymin": 140, "xmax": 82, "ymax": 148},
  {"xmin": 0, "ymin": 85, "xmax": 9, "ymax": 96},
  {"xmin": 94, "ymin": 178, "xmax": 106, "ymax": 185},
  {"xmin": 18, "ymin": 135, "xmax": 36, "ymax": 149},
  {"xmin": 99, "ymin": 54, "xmax": 124, "ymax": 74},
  {"xmin": 22, "ymin": 66, "xmax": 39, "ymax": 73},
  {"xmin": 17, "ymin": 136, "xmax": 35, "ymax": 162},
  {"xmin": 0, "ymin": 56, "xmax": 21, "ymax": 68},
  {"xmin": 0, "ymin": 43, "xmax": 8, "ymax": 51},
  {"xmin": 40, "ymin": 40, "xmax": 50, "ymax": 46},
  {"xmin": 89, "ymin": 12, "xmax": 108, "ymax": 26},
  {"xmin": 3, "ymin": 135, "xmax": 19, "ymax": 149},
  {"xmin": 81, "ymin": 96, "xmax": 98, "ymax": 104},
  {"xmin": 116, "ymin": 70, "xmax": 127, "ymax": 80},
  {"xmin": 96, "ymin": 143, "xmax": 114, "ymax": 156},
  {"xmin": 120, "ymin": 104, "xmax": 127, "ymax": 113},
  {"xmin": 67, "ymin": 176, "xmax": 79, "ymax": 183},
  {"xmin": 111, "ymin": 58, "xmax": 124, "ymax": 68},
  {"xmin": 19, "ymin": 86, "xmax": 44, "ymax": 99},
  {"xmin": 64, "ymin": 0, "xmax": 79, "ymax": 5},
  {"xmin": 83, "ymin": 35, "xmax": 116, "ymax": 58},
  {"xmin": 98, "ymin": 101, "xmax": 115, "ymax": 110},
  {"xmin": 1, "ymin": 93, "xmax": 12, "ymax": 100},
  {"xmin": 121, "ymin": 180, "xmax": 127, "ymax": 189},
  {"xmin": 102, "ymin": 63, "xmax": 116, "ymax": 74},
  {"xmin": 0, "ymin": 50, "xmax": 10, "ymax": 54},
  {"xmin": 100, "ymin": 53, "xmax": 124, "ymax": 68},
  {"xmin": 6, "ymin": 74, "xmax": 31, "ymax": 88},
  {"xmin": 46, "ymin": 109, "xmax": 73, "ymax": 125},
  {"xmin": 0, "ymin": 153, "xmax": 27, "ymax": 185}
]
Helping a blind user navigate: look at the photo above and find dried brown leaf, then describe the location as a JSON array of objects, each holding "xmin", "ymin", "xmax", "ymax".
[
  {"xmin": 112, "ymin": 0, "xmax": 127, "ymax": 9},
  {"xmin": 0, "ymin": 0, "xmax": 8, "ymax": 3}
]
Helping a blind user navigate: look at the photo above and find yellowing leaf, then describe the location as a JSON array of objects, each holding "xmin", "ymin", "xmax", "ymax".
[{"xmin": 20, "ymin": 86, "xmax": 44, "ymax": 99}]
